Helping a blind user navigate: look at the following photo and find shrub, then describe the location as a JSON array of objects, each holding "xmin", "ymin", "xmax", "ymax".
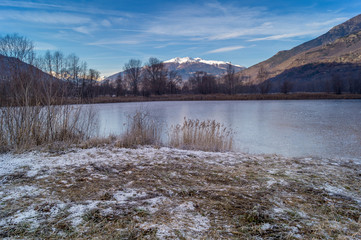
[
  {"xmin": 119, "ymin": 110, "xmax": 161, "ymax": 147},
  {"xmin": 169, "ymin": 118, "xmax": 233, "ymax": 152}
]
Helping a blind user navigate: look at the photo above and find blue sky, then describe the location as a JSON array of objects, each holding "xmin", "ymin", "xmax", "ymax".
[{"xmin": 0, "ymin": 0, "xmax": 360, "ymax": 76}]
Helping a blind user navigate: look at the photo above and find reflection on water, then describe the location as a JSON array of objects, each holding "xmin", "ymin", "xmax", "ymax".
[{"xmin": 84, "ymin": 100, "xmax": 361, "ymax": 159}]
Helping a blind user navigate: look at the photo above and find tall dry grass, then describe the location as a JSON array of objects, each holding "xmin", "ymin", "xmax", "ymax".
[
  {"xmin": 0, "ymin": 105, "xmax": 98, "ymax": 152},
  {"xmin": 118, "ymin": 110, "xmax": 161, "ymax": 148},
  {"xmin": 169, "ymin": 118, "xmax": 233, "ymax": 152}
]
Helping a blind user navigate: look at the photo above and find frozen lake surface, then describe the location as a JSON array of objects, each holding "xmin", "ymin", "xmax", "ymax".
[{"xmin": 85, "ymin": 99, "xmax": 361, "ymax": 159}]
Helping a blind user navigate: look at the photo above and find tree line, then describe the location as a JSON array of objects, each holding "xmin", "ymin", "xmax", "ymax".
[
  {"xmin": 103, "ymin": 58, "xmax": 242, "ymax": 97},
  {"xmin": 1, "ymin": 33, "xmax": 360, "ymax": 107}
]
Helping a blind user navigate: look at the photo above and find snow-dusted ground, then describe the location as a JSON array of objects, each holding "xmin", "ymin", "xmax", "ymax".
[{"xmin": 0, "ymin": 147, "xmax": 360, "ymax": 239}]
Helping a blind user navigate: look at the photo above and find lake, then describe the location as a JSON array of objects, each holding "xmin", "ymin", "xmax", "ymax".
[{"xmin": 86, "ymin": 100, "xmax": 361, "ymax": 159}]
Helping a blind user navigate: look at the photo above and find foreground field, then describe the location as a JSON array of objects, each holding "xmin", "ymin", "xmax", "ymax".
[{"xmin": 0, "ymin": 147, "xmax": 360, "ymax": 239}]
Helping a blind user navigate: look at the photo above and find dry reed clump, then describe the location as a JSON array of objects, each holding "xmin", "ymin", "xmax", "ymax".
[
  {"xmin": 118, "ymin": 110, "xmax": 161, "ymax": 148},
  {"xmin": 169, "ymin": 117, "xmax": 233, "ymax": 152},
  {"xmin": 0, "ymin": 105, "xmax": 98, "ymax": 152}
]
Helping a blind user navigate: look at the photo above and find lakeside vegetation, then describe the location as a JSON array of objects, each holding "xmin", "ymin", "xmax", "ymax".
[{"xmin": 67, "ymin": 92, "xmax": 361, "ymax": 105}]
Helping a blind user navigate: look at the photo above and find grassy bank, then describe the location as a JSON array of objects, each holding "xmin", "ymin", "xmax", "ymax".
[
  {"xmin": 71, "ymin": 93, "xmax": 361, "ymax": 105},
  {"xmin": 0, "ymin": 147, "xmax": 360, "ymax": 239}
]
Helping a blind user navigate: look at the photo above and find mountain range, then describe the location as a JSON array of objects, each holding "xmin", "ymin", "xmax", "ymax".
[
  {"xmin": 240, "ymin": 14, "xmax": 361, "ymax": 92},
  {"xmin": 105, "ymin": 57, "xmax": 245, "ymax": 83}
]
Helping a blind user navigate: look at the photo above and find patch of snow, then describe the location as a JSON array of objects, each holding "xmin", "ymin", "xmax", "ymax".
[
  {"xmin": 0, "ymin": 152, "xmax": 37, "ymax": 177},
  {"xmin": 323, "ymin": 184, "xmax": 361, "ymax": 204},
  {"xmin": 273, "ymin": 207, "xmax": 285, "ymax": 214},
  {"xmin": 261, "ymin": 223, "xmax": 272, "ymax": 231},
  {"xmin": 0, "ymin": 218, "xmax": 7, "ymax": 227},
  {"xmin": 266, "ymin": 179, "xmax": 277, "ymax": 187},
  {"xmin": 113, "ymin": 189, "xmax": 147, "ymax": 204},
  {"xmin": 296, "ymin": 210, "xmax": 308, "ymax": 218},
  {"xmin": 101, "ymin": 207, "xmax": 114, "ymax": 215},
  {"xmin": 26, "ymin": 169, "xmax": 39, "ymax": 177},
  {"xmin": 140, "ymin": 201, "xmax": 210, "ymax": 239},
  {"xmin": 12, "ymin": 208, "xmax": 39, "ymax": 228},
  {"xmin": 2, "ymin": 185, "xmax": 44, "ymax": 201},
  {"xmin": 142, "ymin": 196, "xmax": 169, "ymax": 214},
  {"xmin": 67, "ymin": 201, "xmax": 99, "ymax": 227}
]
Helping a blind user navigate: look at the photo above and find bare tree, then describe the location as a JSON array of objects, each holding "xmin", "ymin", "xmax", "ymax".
[
  {"xmin": 80, "ymin": 61, "xmax": 87, "ymax": 101},
  {"xmin": 332, "ymin": 74, "xmax": 342, "ymax": 94},
  {"xmin": 224, "ymin": 63, "xmax": 239, "ymax": 94},
  {"xmin": 88, "ymin": 68, "xmax": 100, "ymax": 98},
  {"xmin": 281, "ymin": 80, "xmax": 293, "ymax": 94},
  {"xmin": 189, "ymin": 71, "xmax": 217, "ymax": 94},
  {"xmin": 115, "ymin": 74, "xmax": 124, "ymax": 97},
  {"xmin": 143, "ymin": 57, "xmax": 168, "ymax": 95},
  {"xmin": 257, "ymin": 66, "xmax": 272, "ymax": 94},
  {"xmin": 52, "ymin": 51, "xmax": 64, "ymax": 79},
  {"xmin": 167, "ymin": 70, "xmax": 182, "ymax": 94},
  {"xmin": 124, "ymin": 59, "xmax": 142, "ymax": 95},
  {"xmin": 0, "ymin": 33, "xmax": 34, "ymax": 64},
  {"xmin": 67, "ymin": 53, "xmax": 80, "ymax": 96}
]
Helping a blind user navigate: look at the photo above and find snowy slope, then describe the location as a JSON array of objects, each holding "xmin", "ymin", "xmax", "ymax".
[
  {"xmin": 104, "ymin": 57, "xmax": 245, "ymax": 83},
  {"xmin": 164, "ymin": 57, "xmax": 244, "ymax": 68}
]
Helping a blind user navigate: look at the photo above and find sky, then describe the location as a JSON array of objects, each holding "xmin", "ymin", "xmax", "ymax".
[{"xmin": 0, "ymin": 0, "xmax": 360, "ymax": 77}]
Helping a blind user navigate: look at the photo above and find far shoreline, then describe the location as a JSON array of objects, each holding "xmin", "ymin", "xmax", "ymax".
[{"xmin": 72, "ymin": 93, "xmax": 361, "ymax": 105}]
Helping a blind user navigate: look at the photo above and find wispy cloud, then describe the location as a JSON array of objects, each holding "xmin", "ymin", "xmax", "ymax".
[
  {"xmin": 145, "ymin": 2, "xmax": 266, "ymax": 40},
  {"xmin": 73, "ymin": 26, "xmax": 92, "ymax": 35},
  {"xmin": 248, "ymin": 31, "xmax": 318, "ymax": 42},
  {"xmin": 0, "ymin": 10, "xmax": 90, "ymax": 25},
  {"xmin": 101, "ymin": 20, "xmax": 112, "ymax": 27},
  {"xmin": 207, "ymin": 45, "xmax": 245, "ymax": 53},
  {"xmin": 0, "ymin": 0, "xmax": 134, "ymax": 18},
  {"xmin": 87, "ymin": 39, "xmax": 141, "ymax": 46},
  {"xmin": 34, "ymin": 42, "xmax": 57, "ymax": 51},
  {"xmin": 306, "ymin": 17, "xmax": 348, "ymax": 27},
  {"xmin": 0, "ymin": 1, "xmax": 61, "ymax": 10},
  {"xmin": 142, "ymin": 2, "xmax": 350, "ymax": 42}
]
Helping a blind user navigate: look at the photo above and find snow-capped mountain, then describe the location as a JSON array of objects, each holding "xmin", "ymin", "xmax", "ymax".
[
  {"xmin": 163, "ymin": 57, "xmax": 245, "ymax": 80},
  {"xmin": 164, "ymin": 57, "xmax": 243, "ymax": 68},
  {"xmin": 104, "ymin": 57, "xmax": 245, "ymax": 83}
]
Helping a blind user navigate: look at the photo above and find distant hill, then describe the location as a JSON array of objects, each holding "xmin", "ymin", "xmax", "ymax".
[
  {"xmin": 0, "ymin": 54, "xmax": 50, "ymax": 82},
  {"xmin": 104, "ymin": 57, "xmax": 245, "ymax": 83},
  {"xmin": 240, "ymin": 14, "xmax": 361, "ymax": 89},
  {"xmin": 265, "ymin": 62, "xmax": 361, "ymax": 93}
]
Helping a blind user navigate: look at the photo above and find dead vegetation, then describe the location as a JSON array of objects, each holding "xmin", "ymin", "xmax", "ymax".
[
  {"xmin": 118, "ymin": 110, "xmax": 161, "ymax": 148},
  {"xmin": 169, "ymin": 118, "xmax": 233, "ymax": 152},
  {"xmin": 0, "ymin": 147, "xmax": 360, "ymax": 239},
  {"xmin": 65, "ymin": 93, "xmax": 361, "ymax": 105},
  {"xmin": 0, "ymin": 105, "xmax": 98, "ymax": 153}
]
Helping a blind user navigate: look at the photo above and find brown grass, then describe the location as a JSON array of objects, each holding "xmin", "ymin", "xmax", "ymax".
[
  {"xmin": 169, "ymin": 118, "xmax": 233, "ymax": 152},
  {"xmin": 0, "ymin": 105, "xmax": 98, "ymax": 152},
  {"xmin": 65, "ymin": 93, "xmax": 361, "ymax": 105},
  {"xmin": 0, "ymin": 148, "xmax": 360, "ymax": 239},
  {"xmin": 117, "ymin": 110, "xmax": 161, "ymax": 148}
]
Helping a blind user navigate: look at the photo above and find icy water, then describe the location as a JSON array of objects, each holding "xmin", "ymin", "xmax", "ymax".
[{"xmin": 86, "ymin": 100, "xmax": 361, "ymax": 159}]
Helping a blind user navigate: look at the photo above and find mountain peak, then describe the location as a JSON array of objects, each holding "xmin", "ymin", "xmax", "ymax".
[
  {"xmin": 164, "ymin": 57, "xmax": 244, "ymax": 68},
  {"xmin": 105, "ymin": 57, "xmax": 245, "ymax": 82}
]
